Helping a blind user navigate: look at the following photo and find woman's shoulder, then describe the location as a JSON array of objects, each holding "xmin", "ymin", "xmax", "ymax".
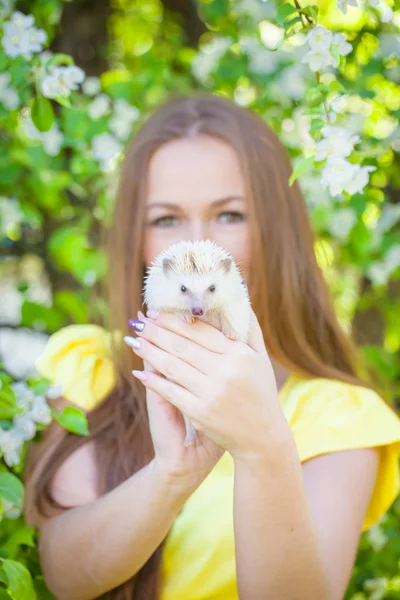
[
  {"xmin": 283, "ymin": 373, "xmax": 399, "ymax": 421},
  {"xmin": 283, "ymin": 373, "xmax": 400, "ymax": 531},
  {"xmin": 35, "ymin": 323, "xmax": 120, "ymax": 411},
  {"xmin": 281, "ymin": 372, "xmax": 400, "ymax": 464}
]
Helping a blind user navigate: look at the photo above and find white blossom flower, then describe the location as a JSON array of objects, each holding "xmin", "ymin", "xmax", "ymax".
[
  {"xmin": 302, "ymin": 25, "xmax": 352, "ymax": 72},
  {"xmin": 109, "ymin": 99, "xmax": 140, "ymax": 140},
  {"xmin": 0, "ymin": 499, "xmax": 22, "ymax": 520},
  {"xmin": 278, "ymin": 65, "xmax": 306, "ymax": 100},
  {"xmin": 320, "ymin": 157, "xmax": 375, "ymax": 196},
  {"xmin": 2, "ymin": 11, "xmax": 47, "ymax": 60},
  {"xmin": 364, "ymin": 577, "xmax": 389, "ymax": 600},
  {"xmin": 0, "ymin": 0, "xmax": 14, "ymax": 20},
  {"xmin": 0, "ymin": 72, "xmax": 19, "ymax": 110},
  {"xmin": 41, "ymin": 65, "xmax": 85, "ymax": 99},
  {"xmin": 46, "ymin": 383, "xmax": 64, "ymax": 399},
  {"xmin": 239, "ymin": 37, "xmax": 281, "ymax": 75},
  {"xmin": 337, "ymin": 0, "xmax": 358, "ymax": 14},
  {"xmin": 191, "ymin": 36, "xmax": 233, "ymax": 84},
  {"xmin": 329, "ymin": 95, "xmax": 349, "ymax": 115},
  {"xmin": 328, "ymin": 207, "xmax": 357, "ymax": 240},
  {"xmin": 88, "ymin": 93, "xmax": 111, "ymax": 120},
  {"xmin": 10, "ymin": 381, "xmax": 34, "ymax": 410},
  {"xmin": 82, "ymin": 76, "xmax": 101, "ymax": 96},
  {"xmin": 367, "ymin": 524, "xmax": 388, "ymax": 551},
  {"xmin": 377, "ymin": 3, "xmax": 393, "ymax": 22},
  {"xmin": 0, "ymin": 87, "xmax": 19, "ymax": 110},
  {"xmin": 375, "ymin": 204, "xmax": 400, "ymax": 233},
  {"xmin": 384, "ymin": 245, "xmax": 400, "ymax": 272},
  {"xmin": 92, "ymin": 133, "xmax": 122, "ymax": 172},
  {"xmin": 13, "ymin": 414, "xmax": 36, "ymax": 441},
  {"xmin": 83, "ymin": 270, "xmax": 97, "ymax": 287},
  {"xmin": 306, "ymin": 25, "xmax": 332, "ymax": 52},
  {"xmin": 0, "ymin": 429, "xmax": 24, "ymax": 467},
  {"xmin": 25, "ymin": 395, "xmax": 52, "ymax": 425},
  {"xmin": 315, "ymin": 126, "xmax": 360, "ymax": 161},
  {"xmin": 23, "ymin": 118, "xmax": 63, "ymax": 156},
  {"xmin": 331, "ymin": 33, "xmax": 353, "ymax": 57},
  {"xmin": 232, "ymin": 0, "xmax": 273, "ymax": 23},
  {"xmin": 42, "ymin": 125, "xmax": 63, "ymax": 156},
  {"xmin": 302, "ymin": 48, "xmax": 336, "ymax": 72},
  {"xmin": 0, "ymin": 196, "xmax": 23, "ymax": 235},
  {"xmin": 368, "ymin": 262, "xmax": 391, "ymax": 285}
]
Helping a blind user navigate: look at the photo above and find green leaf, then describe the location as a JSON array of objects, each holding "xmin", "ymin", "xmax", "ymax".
[
  {"xmin": 55, "ymin": 96, "xmax": 72, "ymax": 108},
  {"xmin": 289, "ymin": 155, "xmax": 315, "ymax": 186},
  {"xmin": 301, "ymin": 4, "xmax": 319, "ymax": 20},
  {"xmin": 53, "ymin": 406, "xmax": 89, "ymax": 436},
  {"xmin": 31, "ymin": 97, "xmax": 54, "ymax": 133},
  {"xmin": 310, "ymin": 118, "xmax": 326, "ymax": 132},
  {"xmin": 0, "ymin": 473, "xmax": 24, "ymax": 507},
  {"xmin": 0, "ymin": 388, "xmax": 17, "ymax": 420},
  {"xmin": 47, "ymin": 53, "xmax": 74, "ymax": 69},
  {"xmin": 1, "ymin": 527, "xmax": 36, "ymax": 561},
  {"xmin": 0, "ymin": 559, "xmax": 36, "ymax": 600},
  {"xmin": 276, "ymin": 3, "xmax": 298, "ymax": 26},
  {"xmin": 283, "ymin": 16, "xmax": 303, "ymax": 30}
]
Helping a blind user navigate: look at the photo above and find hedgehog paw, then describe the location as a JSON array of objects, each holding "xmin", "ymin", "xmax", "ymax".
[
  {"xmin": 223, "ymin": 330, "xmax": 238, "ymax": 341},
  {"xmin": 182, "ymin": 312, "xmax": 194, "ymax": 324}
]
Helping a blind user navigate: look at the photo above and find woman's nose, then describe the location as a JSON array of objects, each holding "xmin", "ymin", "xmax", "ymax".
[{"xmin": 187, "ymin": 221, "xmax": 210, "ymax": 242}]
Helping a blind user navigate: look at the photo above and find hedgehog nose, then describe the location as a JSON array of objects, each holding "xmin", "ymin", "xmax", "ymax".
[{"xmin": 191, "ymin": 307, "xmax": 204, "ymax": 317}]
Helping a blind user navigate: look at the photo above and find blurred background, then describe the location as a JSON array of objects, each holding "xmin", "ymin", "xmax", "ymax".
[{"xmin": 0, "ymin": 1, "xmax": 399, "ymax": 597}]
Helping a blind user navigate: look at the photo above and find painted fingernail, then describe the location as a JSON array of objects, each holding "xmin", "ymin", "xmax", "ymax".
[
  {"xmin": 132, "ymin": 370, "xmax": 147, "ymax": 381},
  {"xmin": 146, "ymin": 309, "xmax": 159, "ymax": 319},
  {"xmin": 124, "ymin": 336, "xmax": 141, "ymax": 350},
  {"xmin": 128, "ymin": 319, "xmax": 145, "ymax": 332}
]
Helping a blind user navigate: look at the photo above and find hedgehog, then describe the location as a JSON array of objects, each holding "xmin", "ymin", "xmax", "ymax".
[{"xmin": 143, "ymin": 239, "xmax": 251, "ymax": 447}]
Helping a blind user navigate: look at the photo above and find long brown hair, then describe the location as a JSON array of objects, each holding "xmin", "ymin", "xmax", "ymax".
[{"xmin": 24, "ymin": 92, "xmax": 372, "ymax": 599}]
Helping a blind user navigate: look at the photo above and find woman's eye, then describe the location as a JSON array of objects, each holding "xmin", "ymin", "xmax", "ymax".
[
  {"xmin": 218, "ymin": 211, "xmax": 245, "ymax": 224},
  {"xmin": 151, "ymin": 215, "xmax": 179, "ymax": 228}
]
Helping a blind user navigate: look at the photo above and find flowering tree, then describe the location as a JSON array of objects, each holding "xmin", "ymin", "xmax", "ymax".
[{"xmin": 0, "ymin": 0, "xmax": 399, "ymax": 597}]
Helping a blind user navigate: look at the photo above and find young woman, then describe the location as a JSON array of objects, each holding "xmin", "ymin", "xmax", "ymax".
[{"xmin": 25, "ymin": 93, "xmax": 400, "ymax": 600}]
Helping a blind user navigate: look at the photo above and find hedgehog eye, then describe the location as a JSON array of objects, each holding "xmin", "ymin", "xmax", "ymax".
[
  {"xmin": 209, "ymin": 285, "xmax": 216, "ymax": 293},
  {"xmin": 180, "ymin": 285, "xmax": 187, "ymax": 293}
]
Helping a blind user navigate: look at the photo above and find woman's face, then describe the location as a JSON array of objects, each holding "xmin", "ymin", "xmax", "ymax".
[{"xmin": 143, "ymin": 134, "xmax": 251, "ymax": 281}]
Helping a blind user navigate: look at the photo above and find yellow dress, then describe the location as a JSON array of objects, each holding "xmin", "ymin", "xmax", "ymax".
[{"xmin": 35, "ymin": 324, "xmax": 400, "ymax": 600}]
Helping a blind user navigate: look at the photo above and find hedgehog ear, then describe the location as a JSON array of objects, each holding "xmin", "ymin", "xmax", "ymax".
[
  {"xmin": 220, "ymin": 258, "xmax": 232, "ymax": 274},
  {"xmin": 162, "ymin": 258, "xmax": 174, "ymax": 274}
]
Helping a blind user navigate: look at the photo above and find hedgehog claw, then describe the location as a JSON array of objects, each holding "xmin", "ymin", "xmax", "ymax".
[
  {"xmin": 224, "ymin": 330, "xmax": 238, "ymax": 341},
  {"xmin": 182, "ymin": 312, "xmax": 194, "ymax": 324}
]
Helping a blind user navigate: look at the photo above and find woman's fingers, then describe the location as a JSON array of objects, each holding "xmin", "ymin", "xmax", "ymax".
[
  {"xmin": 143, "ymin": 310, "xmax": 233, "ymax": 354},
  {"xmin": 130, "ymin": 336, "xmax": 207, "ymax": 397},
  {"xmin": 133, "ymin": 369, "xmax": 199, "ymax": 423},
  {"xmin": 130, "ymin": 311, "xmax": 225, "ymax": 375}
]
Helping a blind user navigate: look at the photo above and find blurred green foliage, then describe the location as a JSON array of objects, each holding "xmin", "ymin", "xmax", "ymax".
[{"xmin": 0, "ymin": 0, "xmax": 399, "ymax": 597}]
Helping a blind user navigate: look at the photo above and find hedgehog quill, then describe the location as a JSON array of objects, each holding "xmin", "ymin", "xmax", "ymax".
[{"xmin": 143, "ymin": 239, "xmax": 251, "ymax": 447}]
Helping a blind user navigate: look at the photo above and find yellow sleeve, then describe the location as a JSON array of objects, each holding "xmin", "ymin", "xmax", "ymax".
[
  {"xmin": 34, "ymin": 324, "xmax": 118, "ymax": 411},
  {"xmin": 287, "ymin": 378, "xmax": 400, "ymax": 532}
]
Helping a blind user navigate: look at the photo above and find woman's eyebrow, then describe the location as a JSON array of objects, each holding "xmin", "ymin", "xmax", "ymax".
[{"xmin": 147, "ymin": 196, "xmax": 245, "ymax": 210}]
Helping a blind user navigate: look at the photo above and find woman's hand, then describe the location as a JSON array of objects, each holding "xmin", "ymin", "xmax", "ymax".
[
  {"xmin": 128, "ymin": 308, "xmax": 290, "ymax": 467},
  {"xmin": 127, "ymin": 312, "xmax": 225, "ymax": 493}
]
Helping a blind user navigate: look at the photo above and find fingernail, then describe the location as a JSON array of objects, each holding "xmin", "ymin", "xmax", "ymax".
[
  {"xmin": 146, "ymin": 309, "xmax": 159, "ymax": 319},
  {"xmin": 132, "ymin": 370, "xmax": 147, "ymax": 381},
  {"xmin": 124, "ymin": 336, "xmax": 141, "ymax": 350},
  {"xmin": 128, "ymin": 319, "xmax": 145, "ymax": 332}
]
